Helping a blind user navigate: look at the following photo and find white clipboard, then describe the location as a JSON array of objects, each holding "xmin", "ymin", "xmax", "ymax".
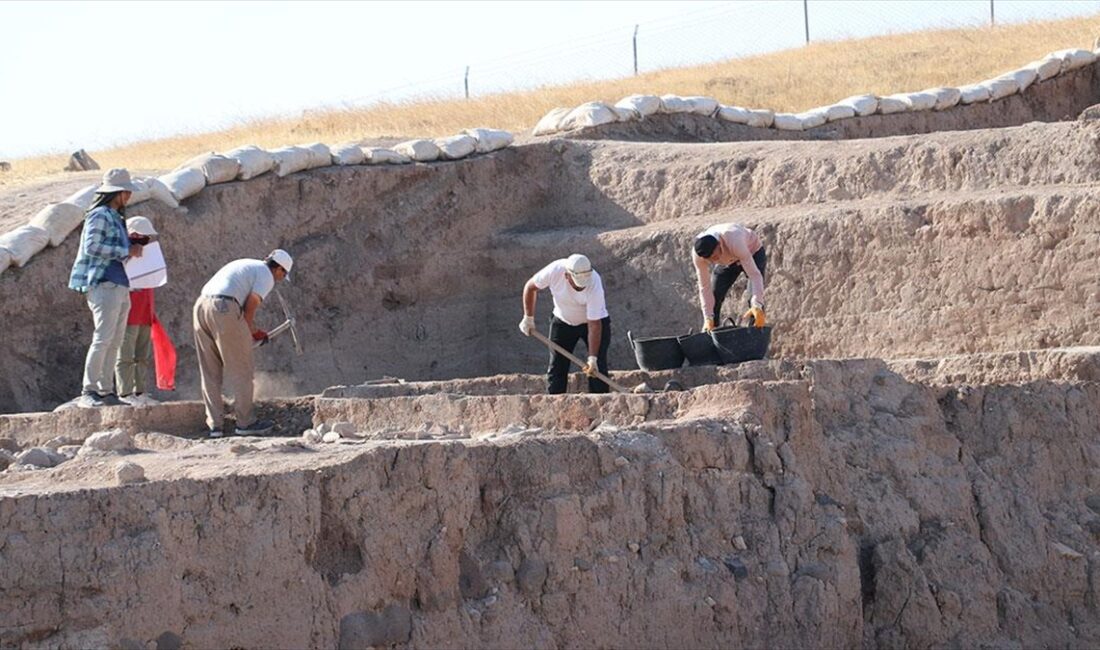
[{"xmin": 124, "ymin": 241, "xmax": 167, "ymax": 289}]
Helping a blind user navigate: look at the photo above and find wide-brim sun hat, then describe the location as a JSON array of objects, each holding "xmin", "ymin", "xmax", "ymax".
[
  {"xmin": 126, "ymin": 216, "xmax": 157, "ymax": 236},
  {"xmin": 96, "ymin": 168, "xmax": 137, "ymax": 194},
  {"xmin": 565, "ymin": 253, "xmax": 592, "ymax": 288}
]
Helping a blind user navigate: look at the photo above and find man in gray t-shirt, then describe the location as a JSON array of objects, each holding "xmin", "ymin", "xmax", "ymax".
[{"xmin": 193, "ymin": 249, "xmax": 293, "ymax": 437}]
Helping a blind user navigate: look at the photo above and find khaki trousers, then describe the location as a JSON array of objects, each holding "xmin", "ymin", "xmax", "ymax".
[
  {"xmin": 116, "ymin": 324, "xmax": 152, "ymax": 396},
  {"xmin": 83, "ymin": 282, "xmax": 131, "ymax": 395},
  {"xmin": 193, "ymin": 296, "xmax": 255, "ymax": 430}
]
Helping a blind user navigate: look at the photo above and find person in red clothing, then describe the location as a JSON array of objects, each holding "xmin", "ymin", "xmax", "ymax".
[{"xmin": 115, "ymin": 217, "xmax": 162, "ymax": 406}]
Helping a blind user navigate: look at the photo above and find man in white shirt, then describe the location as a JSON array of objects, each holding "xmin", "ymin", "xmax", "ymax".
[
  {"xmin": 692, "ymin": 223, "xmax": 767, "ymax": 331},
  {"xmin": 193, "ymin": 249, "xmax": 293, "ymax": 437},
  {"xmin": 519, "ymin": 254, "xmax": 612, "ymax": 394}
]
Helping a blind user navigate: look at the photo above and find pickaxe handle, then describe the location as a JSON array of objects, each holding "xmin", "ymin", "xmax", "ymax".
[{"xmin": 530, "ymin": 329, "xmax": 628, "ymax": 394}]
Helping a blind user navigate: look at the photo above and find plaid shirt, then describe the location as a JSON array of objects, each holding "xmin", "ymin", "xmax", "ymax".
[{"xmin": 68, "ymin": 206, "xmax": 130, "ymax": 292}]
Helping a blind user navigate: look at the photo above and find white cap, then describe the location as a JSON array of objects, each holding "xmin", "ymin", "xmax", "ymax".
[
  {"xmin": 125, "ymin": 216, "xmax": 157, "ymax": 236},
  {"xmin": 267, "ymin": 249, "xmax": 293, "ymax": 278},
  {"xmin": 96, "ymin": 168, "xmax": 137, "ymax": 194},
  {"xmin": 565, "ymin": 253, "xmax": 593, "ymax": 288}
]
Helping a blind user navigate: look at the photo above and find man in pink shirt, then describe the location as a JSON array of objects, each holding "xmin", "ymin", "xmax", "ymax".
[{"xmin": 692, "ymin": 223, "xmax": 767, "ymax": 331}]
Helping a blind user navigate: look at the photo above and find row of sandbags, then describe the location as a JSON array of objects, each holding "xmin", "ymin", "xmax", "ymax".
[
  {"xmin": 0, "ymin": 128, "xmax": 514, "ymax": 275},
  {"xmin": 533, "ymin": 47, "xmax": 1099, "ymax": 136}
]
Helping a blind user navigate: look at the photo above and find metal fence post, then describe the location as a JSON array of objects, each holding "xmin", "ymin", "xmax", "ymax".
[
  {"xmin": 633, "ymin": 24, "xmax": 639, "ymax": 75},
  {"xmin": 804, "ymin": 0, "xmax": 810, "ymax": 44},
  {"xmin": 464, "ymin": 66, "xmax": 470, "ymax": 99},
  {"xmin": 990, "ymin": 0, "xmax": 995, "ymax": 26}
]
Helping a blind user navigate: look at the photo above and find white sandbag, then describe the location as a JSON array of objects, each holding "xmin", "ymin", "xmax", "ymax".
[
  {"xmin": 364, "ymin": 148, "xmax": 411, "ymax": 165},
  {"xmin": 745, "ymin": 109, "xmax": 774, "ymax": 128},
  {"xmin": 128, "ymin": 177, "xmax": 152, "ymax": 205},
  {"xmin": 983, "ymin": 76, "xmax": 1019, "ymax": 101},
  {"xmin": 877, "ymin": 95, "xmax": 909, "ymax": 114},
  {"xmin": 1002, "ymin": 68, "xmax": 1038, "ymax": 93},
  {"xmin": 462, "ymin": 128, "xmax": 514, "ymax": 153},
  {"xmin": 393, "ymin": 139, "xmax": 441, "ymax": 162},
  {"xmin": 837, "ymin": 94, "xmax": 878, "ymax": 117},
  {"xmin": 773, "ymin": 113, "xmax": 805, "ymax": 131},
  {"xmin": 1027, "ymin": 57, "xmax": 1063, "ymax": 82},
  {"xmin": 330, "ymin": 143, "xmax": 366, "ymax": 166},
  {"xmin": 905, "ymin": 91, "xmax": 938, "ymax": 111},
  {"xmin": 29, "ymin": 203, "xmax": 85, "ymax": 247},
  {"xmin": 271, "ymin": 146, "xmax": 313, "ymax": 177},
  {"xmin": 158, "ymin": 168, "xmax": 206, "ymax": 203},
  {"xmin": 558, "ymin": 102, "xmax": 618, "ymax": 131},
  {"xmin": 303, "ymin": 143, "xmax": 332, "ymax": 169},
  {"xmin": 684, "ymin": 96, "xmax": 719, "ymax": 117},
  {"xmin": 959, "ymin": 84, "xmax": 992, "ymax": 104},
  {"xmin": 1051, "ymin": 48, "xmax": 1097, "ymax": 72},
  {"xmin": 64, "ymin": 184, "xmax": 100, "ymax": 210},
  {"xmin": 533, "ymin": 107, "xmax": 569, "ymax": 136},
  {"xmin": 614, "ymin": 94, "xmax": 661, "ymax": 117},
  {"xmin": 612, "ymin": 106, "xmax": 639, "ymax": 122},
  {"xmin": 146, "ymin": 177, "xmax": 179, "ymax": 208},
  {"xmin": 717, "ymin": 105, "xmax": 751, "ymax": 124},
  {"xmin": 176, "ymin": 152, "xmax": 240, "ymax": 185},
  {"xmin": 0, "ymin": 225, "xmax": 50, "ymax": 267},
  {"xmin": 927, "ymin": 87, "xmax": 961, "ymax": 111},
  {"xmin": 824, "ymin": 104, "xmax": 856, "ymax": 122},
  {"xmin": 659, "ymin": 95, "xmax": 693, "ymax": 114},
  {"xmin": 0, "ymin": 248, "xmax": 10, "ymax": 275},
  {"xmin": 798, "ymin": 108, "xmax": 828, "ymax": 129},
  {"xmin": 435, "ymin": 134, "xmax": 477, "ymax": 160},
  {"xmin": 225, "ymin": 145, "xmax": 275, "ymax": 180}
]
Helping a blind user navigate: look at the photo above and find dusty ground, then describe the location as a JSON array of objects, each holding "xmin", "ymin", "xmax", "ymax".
[{"xmin": 2, "ymin": 60, "xmax": 1100, "ymax": 650}]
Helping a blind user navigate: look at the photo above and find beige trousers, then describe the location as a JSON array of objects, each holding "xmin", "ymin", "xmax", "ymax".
[
  {"xmin": 83, "ymin": 282, "xmax": 131, "ymax": 395},
  {"xmin": 193, "ymin": 296, "xmax": 255, "ymax": 430},
  {"xmin": 116, "ymin": 324, "xmax": 152, "ymax": 396}
]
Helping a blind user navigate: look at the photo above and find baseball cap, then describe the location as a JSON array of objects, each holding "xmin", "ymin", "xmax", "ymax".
[
  {"xmin": 565, "ymin": 253, "xmax": 593, "ymax": 288},
  {"xmin": 267, "ymin": 249, "xmax": 293, "ymax": 280}
]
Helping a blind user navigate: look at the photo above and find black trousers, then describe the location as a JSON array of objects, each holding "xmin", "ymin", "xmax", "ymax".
[
  {"xmin": 711, "ymin": 247, "xmax": 767, "ymax": 324},
  {"xmin": 547, "ymin": 315, "xmax": 612, "ymax": 394}
]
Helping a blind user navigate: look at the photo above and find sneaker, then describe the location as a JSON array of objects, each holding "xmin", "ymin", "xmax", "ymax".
[
  {"xmin": 99, "ymin": 393, "xmax": 126, "ymax": 407},
  {"xmin": 208, "ymin": 429, "xmax": 224, "ymax": 439},
  {"xmin": 75, "ymin": 391, "xmax": 105, "ymax": 408},
  {"xmin": 119, "ymin": 394, "xmax": 140, "ymax": 406},
  {"xmin": 235, "ymin": 419, "xmax": 274, "ymax": 435}
]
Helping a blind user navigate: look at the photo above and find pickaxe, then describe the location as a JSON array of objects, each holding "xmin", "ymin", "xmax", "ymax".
[{"xmin": 255, "ymin": 289, "xmax": 303, "ymax": 355}]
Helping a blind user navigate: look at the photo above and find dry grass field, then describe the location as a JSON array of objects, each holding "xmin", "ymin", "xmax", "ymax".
[{"xmin": 4, "ymin": 13, "xmax": 1099, "ymax": 186}]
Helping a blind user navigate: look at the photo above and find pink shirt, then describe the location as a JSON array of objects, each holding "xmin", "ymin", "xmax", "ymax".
[{"xmin": 692, "ymin": 223, "xmax": 765, "ymax": 319}]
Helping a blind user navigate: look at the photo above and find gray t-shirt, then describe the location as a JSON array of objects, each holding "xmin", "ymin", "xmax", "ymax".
[{"xmin": 200, "ymin": 259, "xmax": 274, "ymax": 304}]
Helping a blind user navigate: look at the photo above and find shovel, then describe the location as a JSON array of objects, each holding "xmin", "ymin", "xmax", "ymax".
[{"xmin": 529, "ymin": 329, "xmax": 629, "ymax": 394}]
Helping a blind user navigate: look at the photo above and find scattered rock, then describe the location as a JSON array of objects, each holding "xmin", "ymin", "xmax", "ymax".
[
  {"xmin": 56, "ymin": 445, "xmax": 82, "ymax": 459},
  {"xmin": 115, "ymin": 462, "xmax": 146, "ymax": 485},
  {"xmin": 17, "ymin": 447, "xmax": 59, "ymax": 468},
  {"xmin": 230, "ymin": 444, "xmax": 259, "ymax": 455},
  {"xmin": 733, "ymin": 535, "xmax": 748, "ymax": 551},
  {"xmin": 63, "ymin": 149, "xmax": 99, "ymax": 172},
  {"xmin": 302, "ymin": 429, "xmax": 323, "ymax": 444},
  {"xmin": 317, "ymin": 423, "xmax": 332, "ymax": 435},
  {"xmin": 574, "ymin": 557, "xmax": 593, "ymax": 571},
  {"xmin": 1053, "ymin": 542, "xmax": 1084, "ymax": 559},
  {"xmin": 154, "ymin": 631, "xmax": 182, "ymax": 650},
  {"xmin": 333, "ymin": 422, "xmax": 357, "ymax": 437},
  {"xmin": 1085, "ymin": 495, "xmax": 1100, "ymax": 514},
  {"xmin": 44, "ymin": 435, "xmax": 78, "ymax": 450},
  {"xmin": 0, "ymin": 437, "xmax": 20, "ymax": 453},
  {"xmin": 663, "ymin": 380, "xmax": 685, "ymax": 392},
  {"xmin": 0, "ymin": 449, "xmax": 15, "ymax": 470},
  {"xmin": 632, "ymin": 382, "xmax": 651, "ymax": 394},
  {"xmin": 1078, "ymin": 103, "xmax": 1100, "ymax": 121},
  {"xmin": 338, "ymin": 605, "xmax": 412, "ymax": 649},
  {"xmin": 722, "ymin": 555, "xmax": 749, "ymax": 580},
  {"xmin": 82, "ymin": 429, "xmax": 133, "ymax": 452},
  {"xmin": 628, "ymin": 542, "xmax": 640, "ymax": 553},
  {"xmin": 323, "ymin": 431, "xmax": 342, "ymax": 443},
  {"xmin": 614, "ymin": 456, "xmax": 629, "ymax": 468},
  {"xmin": 516, "ymin": 558, "xmax": 548, "ymax": 597},
  {"xmin": 704, "ymin": 596, "xmax": 717, "ymax": 607}
]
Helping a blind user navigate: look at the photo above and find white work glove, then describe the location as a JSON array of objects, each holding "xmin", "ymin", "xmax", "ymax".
[
  {"xmin": 583, "ymin": 356, "xmax": 599, "ymax": 377},
  {"xmin": 518, "ymin": 315, "xmax": 535, "ymax": 336}
]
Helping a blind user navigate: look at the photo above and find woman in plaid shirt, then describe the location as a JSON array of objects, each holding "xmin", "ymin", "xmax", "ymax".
[{"xmin": 68, "ymin": 169, "xmax": 145, "ymax": 408}]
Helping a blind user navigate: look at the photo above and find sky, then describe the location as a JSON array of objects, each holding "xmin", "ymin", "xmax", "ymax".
[{"xmin": 1, "ymin": 0, "xmax": 1097, "ymax": 159}]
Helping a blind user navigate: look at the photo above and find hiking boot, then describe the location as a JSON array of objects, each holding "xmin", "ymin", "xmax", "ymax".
[
  {"xmin": 99, "ymin": 393, "xmax": 126, "ymax": 407},
  {"xmin": 235, "ymin": 419, "xmax": 274, "ymax": 436}
]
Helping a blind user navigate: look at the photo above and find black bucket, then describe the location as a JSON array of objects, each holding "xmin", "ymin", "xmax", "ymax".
[
  {"xmin": 711, "ymin": 326, "xmax": 772, "ymax": 364},
  {"xmin": 678, "ymin": 331, "xmax": 722, "ymax": 366},
  {"xmin": 678, "ymin": 325, "xmax": 772, "ymax": 366},
  {"xmin": 628, "ymin": 331, "xmax": 685, "ymax": 371}
]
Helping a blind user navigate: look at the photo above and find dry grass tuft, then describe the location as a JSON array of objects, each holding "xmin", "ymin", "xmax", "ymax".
[{"xmin": 5, "ymin": 13, "xmax": 1099, "ymax": 187}]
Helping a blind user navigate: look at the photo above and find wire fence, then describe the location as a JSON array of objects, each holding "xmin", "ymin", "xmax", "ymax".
[{"xmin": 344, "ymin": 0, "xmax": 1099, "ymax": 108}]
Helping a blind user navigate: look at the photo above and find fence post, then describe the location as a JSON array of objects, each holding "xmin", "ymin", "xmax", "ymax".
[
  {"xmin": 989, "ymin": 0, "xmax": 994, "ymax": 26},
  {"xmin": 803, "ymin": 0, "xmax": 810, "ymax": 44},
  {"xmin": 464, "ymin": 66, "xmax": 470, "ymax": 99},
  {"xmin": 633, "ymin": 24, "xmax": 639, "ymax": 75}
]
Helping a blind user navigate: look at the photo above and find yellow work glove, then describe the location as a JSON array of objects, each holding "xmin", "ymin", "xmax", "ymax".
[
  {"xmin": 742, "ymin": 306, "xmax": 766, "ymax": 329},
  {"xmin": 583, "ymin": 356, "xmax": 599, "ymax": 377},
  {"xmin": 702, "ymin": 317, "xmax": 716, "ymax": 333}
]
